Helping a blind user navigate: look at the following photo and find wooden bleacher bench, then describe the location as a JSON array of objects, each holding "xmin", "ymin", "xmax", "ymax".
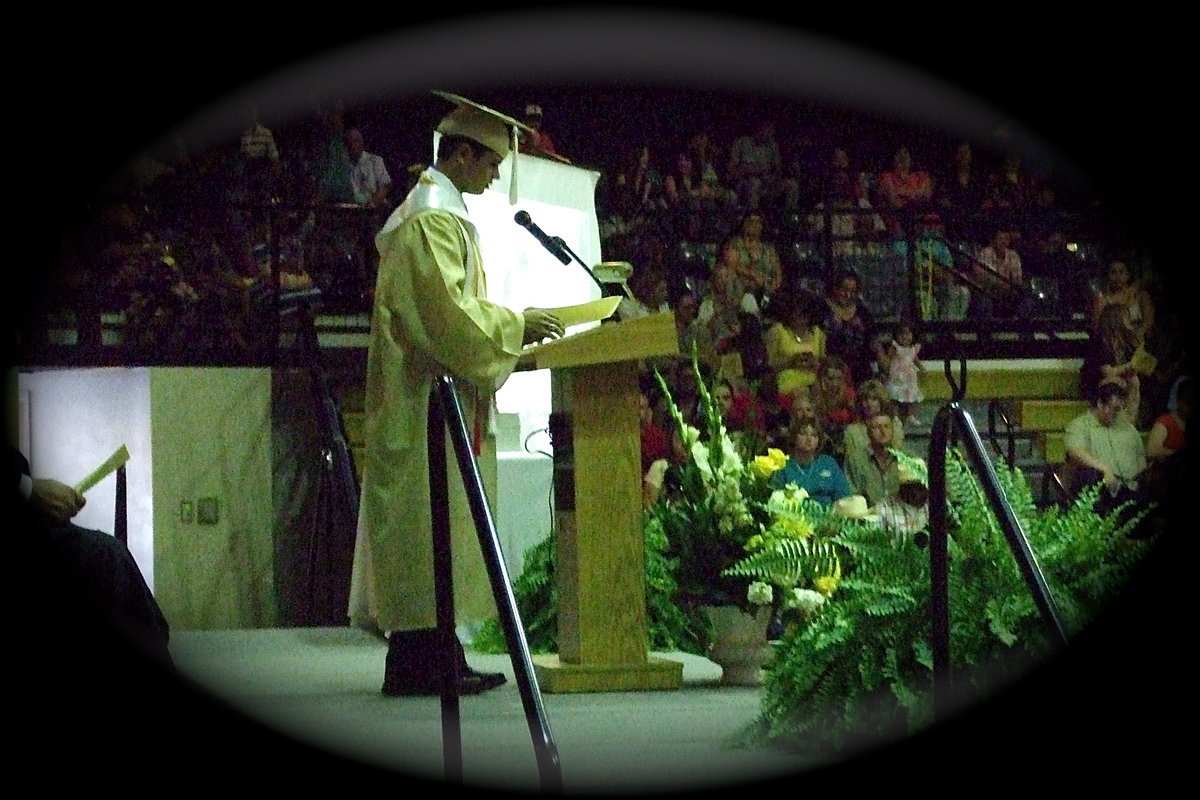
[
  {"xmin": 917, "ymin": 361, "xmax": 1086, "ymax": 506},
  {"xmin": 918, "ymin": 364, "xmax": 1081, "ymax": 403}
]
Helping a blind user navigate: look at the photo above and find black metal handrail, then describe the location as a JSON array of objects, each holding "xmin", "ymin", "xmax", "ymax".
[
  {"xmin": 926, "ymin": 358, "xmax": 1070, "ymax": 720},
  {"xmin": 986, "ymin": 398, "xmax": 1019, "ymax": 467},
  {"xmin": 427, "ymin": 375, "xmax": 562, "ymax": 790}
]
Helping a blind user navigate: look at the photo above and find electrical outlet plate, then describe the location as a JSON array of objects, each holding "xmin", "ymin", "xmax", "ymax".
[{"xmin": 197, "ymin": 497, "xmax": 219, "ymax": 525}]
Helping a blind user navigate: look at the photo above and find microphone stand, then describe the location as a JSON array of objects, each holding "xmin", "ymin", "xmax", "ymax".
[
  {"xmin": 548, "ymin": 235, "xmax": 606, "ymax": 295},
  {"xmin": 551, "ymin": 236, "xmax": 633, "ymax": 301}
]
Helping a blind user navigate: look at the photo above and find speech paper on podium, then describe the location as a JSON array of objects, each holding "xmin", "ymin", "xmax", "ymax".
[
  {"xmin": 546, "ymin": 295, "xmax": 621, "ymax": 328},
  {"xmin": 74, "ymin": 444, "xmax": 131, "ymax": 494}
]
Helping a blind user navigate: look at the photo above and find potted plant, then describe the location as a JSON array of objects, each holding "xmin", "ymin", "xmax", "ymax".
[{"xmin": 647, "ymin": 355, "xmax": 843, "ymax": 682}]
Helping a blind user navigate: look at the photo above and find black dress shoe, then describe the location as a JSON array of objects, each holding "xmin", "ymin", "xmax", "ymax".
[
  {"xmin": 455, "ymin": 638, "xmax": 507, "ymax": 693},
  {"xmin": 381, "ymin": 628, "xmax": 507, "ymax": 697},
  {"xmin": 382, "ymin": 666, "xmax": 507, "ymax": 697},
  {"xmin": 462, "ymin": 666, "xmax": 507, "ymax": 693}
]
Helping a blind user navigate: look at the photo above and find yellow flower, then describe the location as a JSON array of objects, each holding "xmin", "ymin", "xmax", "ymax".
[
  {"xmin": 750, "ymin": 448, "xmax": 788, "ymax": 479},
  {"xmin": 771, "ymin": 515, "xmax": 815, "ymax": 541},
  {"xmin": 813, "ymin": 560, "xmax": 842, "ymax": 597},
  {"xmin": 813, "ymin": 575, "xmax": 840, "ymax": 597}
]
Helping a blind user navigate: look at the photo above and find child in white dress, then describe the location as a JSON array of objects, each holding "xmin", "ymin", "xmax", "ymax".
[{"xmin": 884, "ymin": 321, "xmax": 924, "ymax": 425}]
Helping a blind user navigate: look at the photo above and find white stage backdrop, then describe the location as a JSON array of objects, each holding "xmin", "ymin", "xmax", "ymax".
[{"xmin": 455, "ymin": 146, "xmax": 604, "ymax": 451}]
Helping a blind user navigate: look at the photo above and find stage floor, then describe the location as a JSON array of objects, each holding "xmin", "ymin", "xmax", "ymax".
[{"xmin": 167, "ymin": 626, "xmax": 823, "ymax": 794}]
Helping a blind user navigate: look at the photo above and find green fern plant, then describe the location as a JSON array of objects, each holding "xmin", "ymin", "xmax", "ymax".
[
  {"xmin": 733, "ymin": 445, "xmax": 1156, "ymax": 755},
  {"xmin": 471, "ymin": 509, "xmax": 706, "ymax": 655}
]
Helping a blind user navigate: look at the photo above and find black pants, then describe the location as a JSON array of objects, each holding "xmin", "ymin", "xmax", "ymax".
[
  {"xmin": 36, "ymin": 521, "xmax": 173, "ymax": 666},
  {"xmin": 1073, "ymin": 467, "xmax": 1155, "ymax": 538}
]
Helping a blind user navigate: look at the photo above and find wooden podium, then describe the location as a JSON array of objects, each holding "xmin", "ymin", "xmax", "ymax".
[{"xmin": 522, "ymin": 311, "xmax": 682, "ymax": 692}]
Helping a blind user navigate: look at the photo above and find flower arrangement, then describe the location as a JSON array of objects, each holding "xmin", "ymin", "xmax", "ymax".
[
  {"xmin": 649, "ymin": 354, "xmax": 843, "ymax": 625},
  {"xmin": 730, "ymin": 444, "xmax": 1157, "ymax": 756}
]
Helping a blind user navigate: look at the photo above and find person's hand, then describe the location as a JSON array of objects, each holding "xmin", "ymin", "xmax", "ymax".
[
  {"xmin": 522, "ymin": 308, "xmax": 564, "ymax": 345},
  {"xmin": 30, "ymin": 478, "xmax": 85, "ymax": 525}
]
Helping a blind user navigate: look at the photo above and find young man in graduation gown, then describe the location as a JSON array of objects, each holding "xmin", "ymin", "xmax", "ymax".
[{"xmin": 348, "ymin": 95, "xmax": 564, "ymax": 696}]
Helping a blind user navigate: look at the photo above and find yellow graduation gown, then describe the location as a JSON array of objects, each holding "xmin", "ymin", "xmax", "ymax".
[{"xmin": 348, "ymin": 168, "xmax": 525, "ymax": 634}]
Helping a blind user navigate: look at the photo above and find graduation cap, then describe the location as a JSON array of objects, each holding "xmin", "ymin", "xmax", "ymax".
[{"xmin": 433, "ymin": 90, "xmax": 532, "ymax": 204}]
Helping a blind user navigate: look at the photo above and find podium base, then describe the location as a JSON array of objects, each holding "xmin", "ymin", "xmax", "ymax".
[{"xmin": 531, "ymin": 653, "xmax": 684, "ymax": 693}]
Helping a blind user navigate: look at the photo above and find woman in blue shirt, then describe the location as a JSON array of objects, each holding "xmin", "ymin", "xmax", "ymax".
[{"xmin": 770, "ymin": 415, "xmax": 855, "ymax": 507}]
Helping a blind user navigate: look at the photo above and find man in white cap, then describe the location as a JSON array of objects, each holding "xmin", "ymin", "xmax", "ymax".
[
  {"xmin": 348, "ymin": 93, "xmax": 564, "ymax": 696},
  {"xmin": 518, "ymin": 103, "xmax": 569, "ymax": 163}
]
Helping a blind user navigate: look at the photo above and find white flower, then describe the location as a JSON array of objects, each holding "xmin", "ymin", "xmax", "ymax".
[
  {"xmin": 691, "ymin": 440, "xmax": 713, "ymax": 482},
  {"xmin": 785, "ymin": 588, "xmax": 827, "ymax": 615},
  {"xmin": 717, "ymin": 434, "xmax": 744, "ymax": 472},
  {"xmin": 747, "ymin": 581, "xmax": 774, "ymax": 606},
  {"xmin": 680, "ymin": 423, "xmax": 701, "ymax": 450}
]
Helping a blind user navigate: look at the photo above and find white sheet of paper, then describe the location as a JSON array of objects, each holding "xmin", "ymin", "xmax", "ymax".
[
  {"xmin": 545, "ymin": 295, "xmax": 621, "ymax": 328},
  {"xmin": 74, "ymin": 444, "xmax": 131, "ymax": 494}
]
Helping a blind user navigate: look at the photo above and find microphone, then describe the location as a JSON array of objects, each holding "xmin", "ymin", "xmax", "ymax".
[{"xmin": 514, "ymin": 210, "xmax": 571, "ymax": 265}]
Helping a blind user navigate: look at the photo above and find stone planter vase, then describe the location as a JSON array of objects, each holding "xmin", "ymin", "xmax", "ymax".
[{"xmin": 701, "ymin": 604, "xmax": 773, "ymax": 686}]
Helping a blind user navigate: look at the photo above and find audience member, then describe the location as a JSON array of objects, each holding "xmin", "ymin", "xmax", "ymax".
[
  {"xmin": 843, "ymin": 412, "xmax": 903, "ymax": 507},
  {"xmin": 673, "ymin": 290, "xmax": 710, "ymax": 363},
  {"xmin": 770, "ymin": 416, "xmax": 855, "ymax": 508},
  {"xmin": 787, "ymin": 385, "xmax": 818, "ymax": 428},
  {"xmin": 971, "ymin": 227, "xmax": 1029, "ymax": 318},
  {"xmin": 1091, "ymin": 258, "xmax": 1155, "ymax": 343},
  {"xmin": 696, "ymin": 263, "xmax": 751, "ymax": 372},
  {"xmin": 228, "ymin": 99, "xmax": 284, "ymax": 245},
  {"xmin": 1141, "ymin": 296, "xmax": 1191, "ymax": 426},
  {"xmin": 811, "ymin": 354, "xmax": 858, "ymax": 446},
  {"xmin": 726, "ymin": 119, "xmax": 798, "ymax": 212},
  {"xmin": 820, "ymin": 268, "xmax": 877, "ymax": 387},
  {"xmin": 880, "ymin": 318, "xmax": 925, "ymax": 426},
  {"xmin": 751, "ymin": 370, "xmax": 795, "ymax": 450},
  {"xmin": 715, "ymin": 376, "xmax": 769, "ymax": 448},
  {"xmin": 934, "ymin": 141, "xmax": 987, "ymax": 243},
  {"xmin": 842, "ymin": 378, "xmax": 905, "ymax": 458},
  {"xmin": 874, "ymin": 146, "xmax": 934, "ymax": 239},
  {"xmin": 712, "ymin": 377, "xmax": 738, "ymax": 421},
  {"xmin": 981, "ymin": 150, "xmax": 1035, "ymax": 229},
  {"xmin": 1064, "ymin": 380, "xmax": 1153, "ymax": 537},
  {"xmin": 1145, "ymin": 374, "xmax": 1191, "ymax": 467},
  {"xmin": 719, "ymin": 210, "xmax": 783, "ymax": 310},
  {"xmin": 14, "ymin": 445, "xmax": 173, "ymax": 669},
  {"xmin": 627, "ymin": 143, "xmax": 669, "ymax": 215},
  {"xmin": 310, "ymin": 97, "xmax": 355, "ymax": 206},
  {"xmin": 763, "ymin": 287, "xmax": 825, "ymax": 399},
  {"xmin": 1144, "ymin": 376, "xmax": 1192, "ymax": 524},
  {"xmin": 236, "ymin": 99, "xmax": 283, "ymax": 205},
  {"xmin": 684, "ymin": 131, "xmax": 725, "ymax": 188},
  {"xmin": 345, "ymin": 126, "xmax": 392, "ymax": 210},
  {"xmin": 1023, "ymin": 227, "xmax": 1080, "ymax": 317},
  {"xmin": 519, "ymin": 103, "xmax": 569, "ymax": 163},
  {"xmin": 664, "ymin": 149, "xmax": 738, "ymax": 241},
  {"xmin": 1142, "ymin": 374, "xmax": 1190, "ymax": 534},
  {"xmin": 1018, "ymin": 182, "xmax": 1068, "ymax": 279},
  {"xmin": 806, "ymin": 171, "xmax": 887, "ymax": 258},
  {"xmin": 818, "ymin": 144, "xmax": 869, "ymax": 205},
  {"xmin": 912, "ymin": 212, "xmax": 970, "ymax": 321},
  {"xmin": 719, "ymin": 310, "xmax": 771, "ymax": 388},
  {"xmin": 873, "ymin": 452, "xmax": 930, "ymax": 535},
  {"xmin": 643, "ymin": 425, "xmax": 689, "ymax": 508},
  {"xmin": 1081, "ymin": 302, "xmax": 1153, "ymax": 427},
  {"xmin": 640, "ymin": 381, "xmax": 673, "ymax": 474}
]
